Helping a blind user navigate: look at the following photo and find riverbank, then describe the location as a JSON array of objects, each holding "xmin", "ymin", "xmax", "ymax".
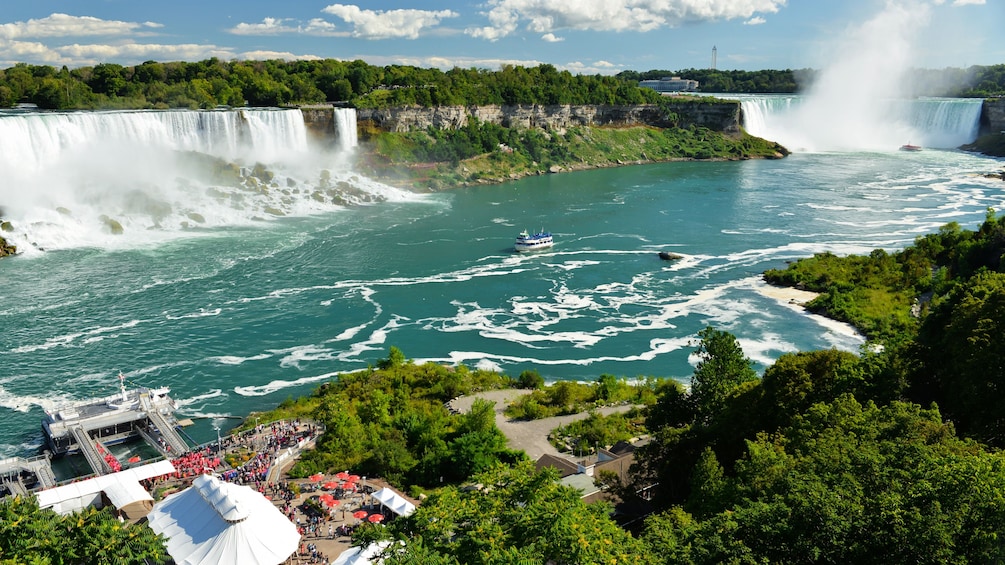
[
  {"xmin": 354, "ymin": 124, "xmax": 789, "ymax": 191},
  {"xmin": 753, "ymin": 279, "xmax": 863, "ymax": 341}
]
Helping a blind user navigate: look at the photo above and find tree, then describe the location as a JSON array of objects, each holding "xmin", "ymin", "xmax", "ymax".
[
  {"xmin": 759, "ymin": 348, "xmax": 862, "ymax": 429},
  {"xmin": 689, "ymin": 327, "xmax": 758, "ymax": 425},
  {"xmin": 0, "ymin": 496, "xmax": 168, "ymax": 565},
  {"xmin": 516, "ymin": 369, "xmax": 544, "ymax": 389},
  {"xmin": 377, "ymin": 346, "xmax": 406, "ymax": 370},
  {"xmin": 912, "ymin": 271, "xmax": 1005, "ymax": 445},
  {"xmin": 89, "ymin": 63, "xmax": 128, "ymax": 96},
  {"xmin": 712, "ymin": 396, "xmax": 1005, "ymax": 564},
  {"xmin": 383, "ymin": 461, "xmax": 649, "ymax": 565}
]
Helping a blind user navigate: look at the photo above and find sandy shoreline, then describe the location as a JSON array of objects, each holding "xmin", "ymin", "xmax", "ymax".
[
  {"xmin": 754, "ymin": 281, "xmax": 863, "ymax": 339},
  {"xmin": 755, "ymin": 284, "xmax": 820, "ymax": 304}
]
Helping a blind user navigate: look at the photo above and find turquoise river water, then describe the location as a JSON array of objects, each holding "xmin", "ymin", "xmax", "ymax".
[{"xmin": 0, "ymin": 100, "xmax": 1002, "ymax": 461}]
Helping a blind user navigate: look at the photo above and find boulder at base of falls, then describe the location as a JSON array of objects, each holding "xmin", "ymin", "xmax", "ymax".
[{"xmin": 0, "ymin": 235, "xmax": 16, "ymax": 257}]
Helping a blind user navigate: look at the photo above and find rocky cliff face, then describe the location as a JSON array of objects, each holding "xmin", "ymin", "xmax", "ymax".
[
  {"xmin": 300, "ymin": 106, "xmax": 338, "ymax": 147},
  {"xmin": 343, "ymin": 102, "xmax": 741, "ymax": 134},
  {"xmin": 983, "ymin": 99, "xmax": 1005, "ymax": 135}
]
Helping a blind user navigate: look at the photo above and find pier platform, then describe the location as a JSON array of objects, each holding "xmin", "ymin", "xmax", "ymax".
[{"xmin": 41, "ymin": 377, "xmax": 189, "ymax": 477}]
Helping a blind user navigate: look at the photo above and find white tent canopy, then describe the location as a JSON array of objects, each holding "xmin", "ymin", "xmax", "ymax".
[
  {"xmin": 370, "ymin": 487, "xmax": 416, "ymax": 517},
  {"xmin": 35, "ymin": 459, "xmax": 175, "ymax": 517},
  {"xmin": 147, "ymin": 474, "xmax": 299, "ymax": 565},
  {"xmin": 332, "ymin": 541, "xmax": 392, "ymax": 565}
]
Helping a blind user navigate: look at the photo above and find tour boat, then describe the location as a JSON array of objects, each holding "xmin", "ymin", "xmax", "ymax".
[
  {"xmin": 899, "ymin": 143, "xmax": 922, "ymax": 152},
  {"xmin": 514, "ymin": 229, "xmax": 553, "ymax": 252}
]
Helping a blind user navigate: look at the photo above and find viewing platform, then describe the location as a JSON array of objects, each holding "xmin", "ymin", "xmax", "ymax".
[
  {"xmin": 41, "ymin": 375, "xmax": 189, "ymax": 477},
  {"xmin": 0, "ymin": 454, "xmax": 56, "ymax": 496}
]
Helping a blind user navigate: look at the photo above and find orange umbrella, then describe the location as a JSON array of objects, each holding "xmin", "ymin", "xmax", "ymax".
[{"xmin": 368, "ymin": 514, "xmax": 384, "ymax": 523}]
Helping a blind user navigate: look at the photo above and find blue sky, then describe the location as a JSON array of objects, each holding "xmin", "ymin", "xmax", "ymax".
[{"xmin": 0, "ymin": 1, "xmax": 1000, "ymax": 74}]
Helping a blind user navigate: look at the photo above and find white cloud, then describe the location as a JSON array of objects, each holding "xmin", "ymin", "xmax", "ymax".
[
  {"xmin": 58, "ymin": 42, "xmax": 236, "ymax": 65},
  {"xmin": 563, "ymin": 60, "xmax": 623, "ymax": 75},
  {"xmin": 0, "ymin": 39, "xmax": 235, "ymax": 68},
  {"xmin": 744, "ymin": 16, "xmax": 767, "ymax": 25},
  {"xmin": 239, "ymin": 50, "xmax": 324, "ymax": 62},
  {"xmin": 352, "ymin": 54, "xmax": 544, "ymax": 71},
  {"xmin": 0, "ymin": 13, "xmax": 160, "ymax": 40},
  {"xmin": 229, "ymin": 17, "xmax": 346, "ymax": 37},
  {"xmin": 466, "ymin": 0, "xmax": 787, "ymax": 40},
  {"xmin": 952, "ymin": 0, "xmax": 985, "ymax": 5},
  {"xmin": 301, "ymin": 18, "xmax": 343, "ymax": 36},
  {"xmin": 541, "ymin": 33, "xmax": 564, "ymax": 42},
  {"xmin": 229, "ymin": 17, "xmax": 298, "ymax": 36},
  {"xmin": 0, "ymin": 39, "xmax": 65, "ymax": 67},
  {"xmin": 321, "ymin": 4, "xmax": 458, "ymax": 39}
]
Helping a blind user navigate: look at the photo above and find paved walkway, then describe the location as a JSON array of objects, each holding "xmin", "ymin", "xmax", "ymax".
[{"xmin": 448, "ymin": 390, "xmax": 639, "ymax": 461}]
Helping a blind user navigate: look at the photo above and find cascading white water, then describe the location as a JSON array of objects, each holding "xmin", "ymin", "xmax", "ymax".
[
  {"xmin": 333, "ymin": 108, "xmax": 358, "ymax": 151},
  {"xmin": 732, "ymin": 2, "xmax": 985, "ymax": 153},
  {"xmin": 0, "ymin": 109, "xmax": 308, "ymax": 174},
  {"xmin": 0, "ymin": 108, "xmax": 412, "ymax": 254},
  {"xmin": 737, "ymin": 95, "xmax": 984, "ymax": 152}
]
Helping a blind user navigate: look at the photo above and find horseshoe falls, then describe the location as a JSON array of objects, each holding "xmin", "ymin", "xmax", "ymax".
[
  {"xmin": 736, "ymin": 95, "xmax": 984, "ymax": 153},
  {"xmin": 1, "ymin": 103, "xmax": 1002, "ymax": 461}
]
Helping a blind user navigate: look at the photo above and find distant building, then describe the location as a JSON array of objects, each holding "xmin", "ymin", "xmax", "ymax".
[{"xmin": 638, "ymin": 76, "xmax": 699, "ymax": 94}]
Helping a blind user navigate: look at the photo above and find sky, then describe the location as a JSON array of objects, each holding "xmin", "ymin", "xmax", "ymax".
[{"xmin": 0, "ymin": 0, "xmax": 1001, "ymax": 74}]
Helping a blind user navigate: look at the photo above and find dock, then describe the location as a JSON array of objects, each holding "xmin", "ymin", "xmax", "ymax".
[
  {"xmin": 0, "ymin": 454, "xmax": 56, "ymax": 496},
  {"xmin": 41, "ymin": 375, "xmax": 189, "ymax": 477}
]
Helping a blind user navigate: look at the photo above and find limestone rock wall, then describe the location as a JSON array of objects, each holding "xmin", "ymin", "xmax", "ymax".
[
  {"xmin": 299, "ymin": 106, "xmax": 337, "ymax": 147},
  {"xmin": 335, "ymin": 102, "xmax": 741, "ymax": 135},
  {"xmin": 983, "ymin": 99, "xmax": 1005, "ymax": 135}
]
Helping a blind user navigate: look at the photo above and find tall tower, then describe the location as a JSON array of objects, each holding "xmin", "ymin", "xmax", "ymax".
[{"xmin": 711, "ymin": 46, "xmax": 717, "ymax": 70}]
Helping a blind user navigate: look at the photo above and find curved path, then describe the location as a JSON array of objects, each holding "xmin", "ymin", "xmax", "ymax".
[{"xmin": 448, "ymin": 390, "xmax": 638, "ymax": 461}]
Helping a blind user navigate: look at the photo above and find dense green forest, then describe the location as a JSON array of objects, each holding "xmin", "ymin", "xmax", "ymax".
[
  {"xmin": 619, "ymin": 65, "xmax": 1005, "ymax": 97},
  {"xmin": 0, "ymin": 59, "xmax": 663, "ymax": 110},
  {"xmin": 2, "ymin": 59, "xmax": 1004, "ymax": 110}
]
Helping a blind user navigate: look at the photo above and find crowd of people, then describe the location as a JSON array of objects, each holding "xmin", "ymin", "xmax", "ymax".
[
  {"xmin": 143, "ymin": 419, "xmax": 320, "ymax": 499},
  {"xmin": 138, "ymin": 418, "xmax": 382, "ymax": 565}
]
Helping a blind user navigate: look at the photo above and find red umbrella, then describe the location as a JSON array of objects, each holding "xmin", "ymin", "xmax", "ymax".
[
  {"xmin": 368, "ymin": 514, "xmax": 384, "ymax": 523},
  {"xmin": 127, "ymin": 456, "xmax": 141, "ymax": 463},
  {"xmin": 309, "ymin": 473, "xmax": 324, "ymax": 483},
  {"xmin": 335, "ymin": 471, "xmax": 350, "ymax": 480},
  {"xmin": 325, "ymin": 498, "xmax": 340, "ymax": 508},
  {"xmin": 352, "ymin": 510, "xmax": 368, "ymax": 520},
  {"xmin": 347, "ymin": 475, "xmax": 361, "ymax": 482},
  {"xmin": 323, "ymin": 481, "xmax": 339, "ymax": 490}
]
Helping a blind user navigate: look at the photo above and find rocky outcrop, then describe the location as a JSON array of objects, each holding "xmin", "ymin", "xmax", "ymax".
[
  {"xmin": 300, "ymin": 106, "xmax": 337, "ymax": 145},
  {"xmin": 983, "ymin": 98, "xmax": 1005, "ymax": 135},
  {"xmin": 0, "ymin": 234, "xmax": 16, "ymax": 258},
  {"xmin": 347, "ymin": 102, "xmax": 741, "ymax": 134}
]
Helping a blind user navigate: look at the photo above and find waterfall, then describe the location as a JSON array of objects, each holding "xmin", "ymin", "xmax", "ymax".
[
  {"xmin": 0, "ymin": 108, "xmax": 411, "ymax": 254},
  {"xmin": 735, "ymin": 95, "xmax": 984, "ymax": 152},
  {"xmin": 333, "ymin": 108, "xmax": 358, "ymax": 151},
  {"xmin": 901, "ymin": 98, "xmax": 983, "ymax": 149}
]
